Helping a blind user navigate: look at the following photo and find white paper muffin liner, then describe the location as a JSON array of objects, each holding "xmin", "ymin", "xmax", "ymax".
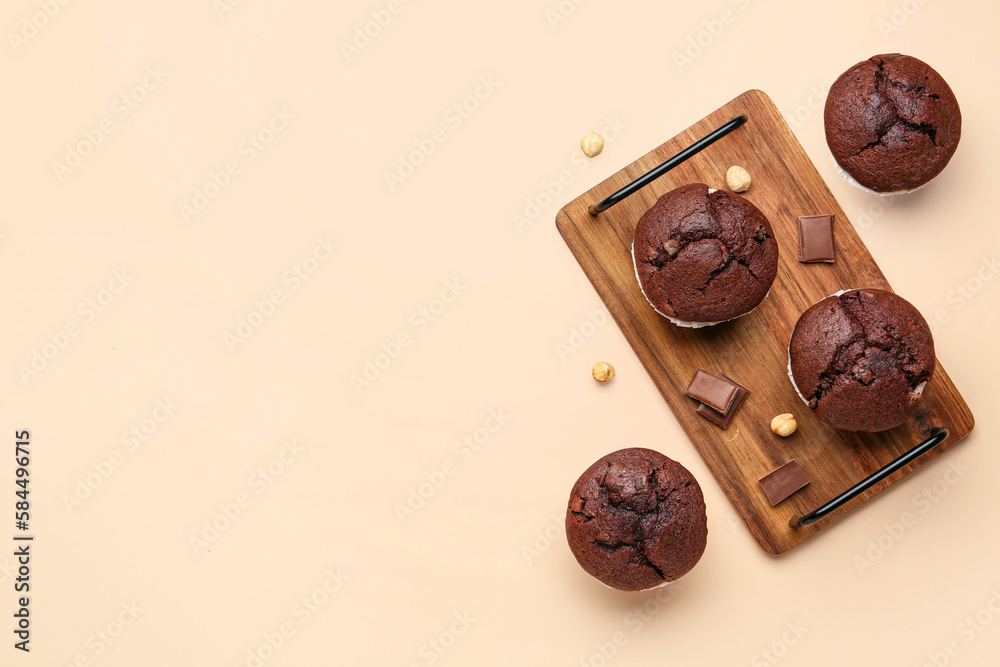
[{"xmin": 595, "ymin": 577, "xmax": 676, "ymax": 593}]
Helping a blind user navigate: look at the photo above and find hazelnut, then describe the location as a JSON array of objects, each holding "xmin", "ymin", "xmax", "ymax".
[
  {"xmin": 726, "ymin": 165, "xmax": 752, "ymax": 193},
  {"xmin": 581, "ymin": 132, "xmax": 605, "ymax": 158},
  {"xmin": 592, "ymin": 361, "xmax": 615, "ymax": 383},
  {"xmin": 770, "ymin": 413, "xmax": 797, "ymax": 437}
]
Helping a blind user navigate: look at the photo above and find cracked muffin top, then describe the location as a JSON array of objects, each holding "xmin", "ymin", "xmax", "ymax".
[
  {"xmin": 788, "ymin": 289, "xmax": 935, "ymax": 432},
  {"xmin": 633, "ymin": 183, "xmax": 778, "ymax": 325},
  {"xmin": 824, "ymin": 53, "xmax": 961, "ymax": 193},
  {"xmin": 565, "ymin": 448, "xmax": 707, "ymax": 591}
]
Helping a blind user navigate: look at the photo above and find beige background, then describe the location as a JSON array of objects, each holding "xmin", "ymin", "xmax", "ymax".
[{"xmin": 3, "ymin": 0, "xmax": 999, "ymax": 664}]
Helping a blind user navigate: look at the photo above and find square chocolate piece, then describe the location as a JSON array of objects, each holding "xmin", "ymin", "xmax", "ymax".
[
  {"xmin": 696, "ymin": 373, "xmax": 749, "ymax": 429},
  {"xmin": 758, "ymin": 460, "xmax": 810, "ymax": 506},
  {"xmin": 685, "ymin": 369, "xmax": 738, "ymax": 414},
  {"xmin": 797, "ymin": 214, "xmax": 835, "ymax": 263}
]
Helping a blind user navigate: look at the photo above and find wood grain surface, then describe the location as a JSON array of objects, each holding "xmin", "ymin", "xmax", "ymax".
[{"xmin": 555, "ymin": 89, "xmax": 975, "ymax": 555}]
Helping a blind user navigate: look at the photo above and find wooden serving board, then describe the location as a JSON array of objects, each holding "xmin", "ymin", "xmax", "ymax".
[{"xmin": 556, "ymin": 90, "xmax": 975, "ymax": 555}]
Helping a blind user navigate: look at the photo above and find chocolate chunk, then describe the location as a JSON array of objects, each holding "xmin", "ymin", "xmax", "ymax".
[
  {"xmin": 685, "ymin": 369, "xmax": 738, "ymax": 414},
  {"xmin": 696, "ymin": 373, "xmax": 749, "ymax": 429},
  {"xmin": 758, "ymin": 460, "xmax": 810, "ymax": 506},
  {"xmin": 797, "ymin": 214, "xmax": 835, "ymax": 263},
  {"xmin": 852, "ymin": 359, "xmax": 875, "ymax": 385}
]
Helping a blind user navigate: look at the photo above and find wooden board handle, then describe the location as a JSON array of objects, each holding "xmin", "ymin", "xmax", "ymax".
[
  {"xmin": 789, "ymin": 429, "xmax": 950, "ymax": 528},
  {"xmin": 588, "ymin": 114, "xmax": 747, "ymax": 215}
]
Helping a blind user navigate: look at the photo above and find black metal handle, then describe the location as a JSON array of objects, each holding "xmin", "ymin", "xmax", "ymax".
[
  {"xmin": 588, "ymin": 114, "xmax": 748, "ymax": 216},
  {"xmin": 789, "ymin": 429, "xmax": 950, "ymax": 528}
]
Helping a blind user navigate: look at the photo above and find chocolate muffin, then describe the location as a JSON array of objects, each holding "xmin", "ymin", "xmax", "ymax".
[
  {"xmin": 565, "ymin": 448, "xmax": 707, "ymax": 591},
  {"xmin": 788, "ymin": 289, "xmax": 935, "ymax": 432},
  {"xmin": 824, "ymin": 54, "xmax": 961, "ymax": 193},
  {"xmin": 633, "ymin": 183, "xmax": 778, "ymax": 327}
]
